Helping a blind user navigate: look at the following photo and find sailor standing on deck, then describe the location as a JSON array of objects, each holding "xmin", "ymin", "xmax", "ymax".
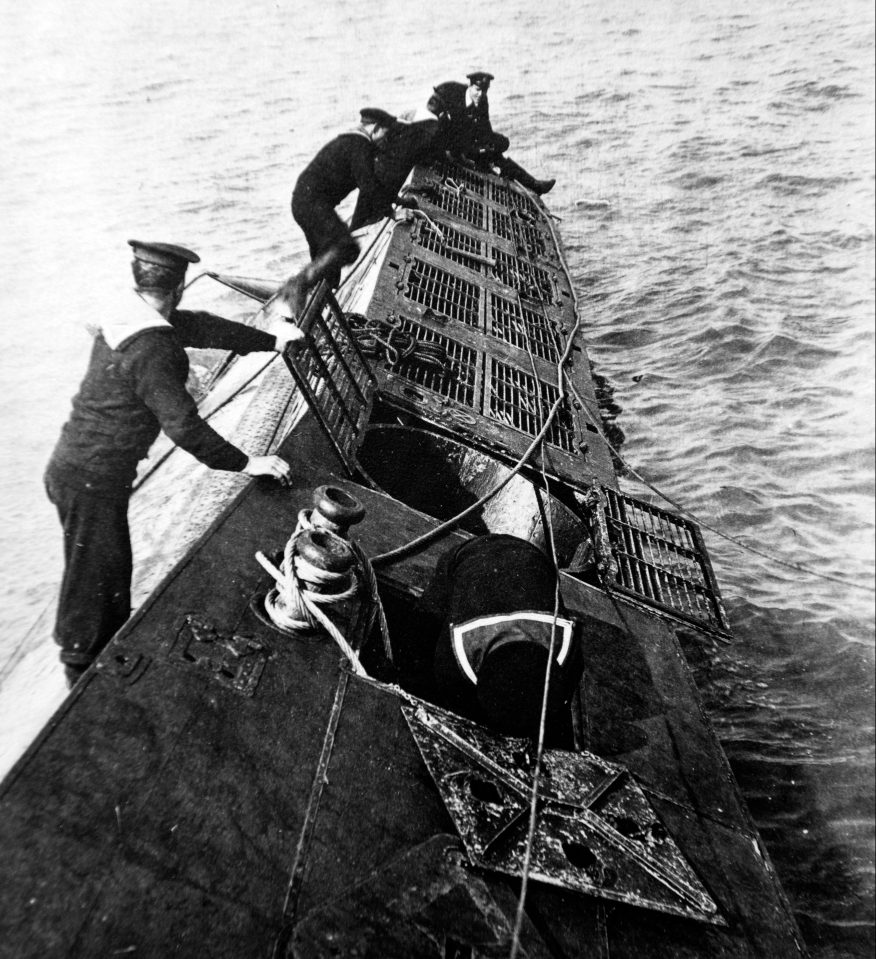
[
  {"xmin": 430, "ymin": 71, "xmax": 555, "ymax": 195},
  {"xmin": 45, "ymin": 240, "xmax": 304, "ymax": 687},
  {"xmin": 280, "ymin": 108, "xmax": 417, "ymax": 317}
]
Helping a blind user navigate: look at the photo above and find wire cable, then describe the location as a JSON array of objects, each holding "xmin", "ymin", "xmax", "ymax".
[{"xmin": 539, "ymin": 201, "xmax": 875, "ymax": 596}]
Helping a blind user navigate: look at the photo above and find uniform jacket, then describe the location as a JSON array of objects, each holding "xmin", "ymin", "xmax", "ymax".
[
  {"xmin": 293, "ymin": 131, "xmax": 385, "ymax": 209},
  {"xmin": 48, "ymin": 290, "xmax": 276, "ymax": 493},
  {"xmin": 431, "ymin": 81, "xmax": 497, "ymax": 158}
]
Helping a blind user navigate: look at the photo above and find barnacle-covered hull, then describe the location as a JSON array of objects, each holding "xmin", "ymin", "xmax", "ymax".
[{"xmin": 0, "ymin": 161, "xmax": 807, "ymax": 958}]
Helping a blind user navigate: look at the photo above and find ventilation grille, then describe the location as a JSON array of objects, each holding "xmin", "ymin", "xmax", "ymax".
[
  {"xmin": 490, "ymin": 295, "xmax": 560, "ymax": 362},
  {"xmin": 603, "ymin": 489, "xmax": 729, "ymax": 634},
  {"xmin": 405, "ymin": 258, "xmax": 481, "ymax": 327},
  {"xmin": 492, "ymin": 250, "xmax": 554, "ymax": 303},
  {"xmin": 488, "ymin": 360, "xmax": 577, "ymax": 453},
  {"xmin": 416, "ymin": 222, "xmax": 485, "ymax": 273},
  {"xmin": 436, "ymin": 186, "xmax": 485, "ymax": 226},
  {"xmin": 394, "ymin": 318, "xmax": 478, "ymax": 408}
]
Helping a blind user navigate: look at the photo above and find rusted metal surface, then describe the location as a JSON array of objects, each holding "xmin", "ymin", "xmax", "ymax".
[{"xmin": 404, "ymin": 702, "xmax": 722, "ymax": 925}]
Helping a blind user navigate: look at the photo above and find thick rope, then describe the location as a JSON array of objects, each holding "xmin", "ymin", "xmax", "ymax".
[{"xmin": 255, "ymin": 530, "xmax": 367, "ymax": 677}]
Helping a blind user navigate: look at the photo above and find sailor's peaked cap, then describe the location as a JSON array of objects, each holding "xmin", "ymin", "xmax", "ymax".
[
  {"xmin": 466, "ymin": 71, "xmax": 494, "ymax": 86},
  {"xmin": 127, "ymin": 240, "xmax": 200, "ymax": 271},
  {"xmin": 359, "ymin": 107, "xmax": 397, "ymax": 127}
]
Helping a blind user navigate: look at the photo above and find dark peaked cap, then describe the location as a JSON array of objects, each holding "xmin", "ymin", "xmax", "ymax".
[
  {"xmin": 359, "ymin": 108, "xmax": 397, "ymax": 127},
  {"xmin": 466, "ymin": 71, "xmax": 494, "ymax": 85},
  {"xmin": 128, "ymin": 240, "xmax": 200, "ymax": 270}
]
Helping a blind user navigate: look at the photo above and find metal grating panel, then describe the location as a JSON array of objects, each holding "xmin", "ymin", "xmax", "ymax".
[
  {"xmin": 603, "ymin": 489, "xmax": 730, "ymax": 634},
  {"xmin": 510, "ymin": 192, "xmax": 541, "ymax": 218},
  {"xmin": 393, "ymin": 318, "xmax": 478, "ymax": 408},
  {"xmin": 490, "ymin": 181, "xmax": 514, "ymax": 206},
  {"xmin": 416, "ymin": 221, "xmax": 486, "ymax": 273},
  {"xmin": 490, "ymin": 208, "xmax": 514, "ymax": 242},
  {"xmin": 514, "ymin": 219, "xmax": 547, "ymax": 259},
  {"xmin": 492, "ymin": 250, "xmax": 554, "ymax": 304},
  {"xmin": 490, "ymin": 293, "xmax": 560, "ymax": 362},
  {"xmin": 282, "ymin": 284, "xmax": 375, "ymax": 474},
  {"xmin": 435, "ymin": 185, "xmax": 485, "ymax": 226},
  {"xmin": 488, "ymin": 359, "xmax": 577, "ymax": 453},
  {"xmin": 440, "ymin": 164, "xmax": 489, "ymax": 197},
  {"xmin": 404, "ymin": 258, "xmax": 481, "ymax": 327}
]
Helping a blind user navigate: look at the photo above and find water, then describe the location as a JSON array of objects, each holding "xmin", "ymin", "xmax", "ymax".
[{"xmin": 0, "ymin": 0, "xmax": 873, "ymax": 954}]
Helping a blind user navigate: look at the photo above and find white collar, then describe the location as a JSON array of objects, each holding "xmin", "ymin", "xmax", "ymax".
[{"xmin": 97, "ymin": 289, "xmax": 173, "ymax": 349}]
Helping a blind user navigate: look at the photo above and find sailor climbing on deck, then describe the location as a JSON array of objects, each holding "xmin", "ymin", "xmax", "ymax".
[
  {"xmin": 429, "ymin": 71, "xmax": 556, "ymax": 195},
  {"xmin": 44, "ymin": 240, "xmax": 304, "ymax": 687},
  {"xmin": 281, "ymin": 108, "xmax": 418, "ymax": 318}
]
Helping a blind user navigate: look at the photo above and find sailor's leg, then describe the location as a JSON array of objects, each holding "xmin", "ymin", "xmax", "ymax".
[
  {"xmin": 495, "ymin": 155, "xmax": 555, "ymax": 195},
  {"xmin": 281, "ymin": 204, "xmax": 360, "ymax": 317},
  {"xmin": 45, "ymin": 471, "xmax": 132, "ymax": 687}
]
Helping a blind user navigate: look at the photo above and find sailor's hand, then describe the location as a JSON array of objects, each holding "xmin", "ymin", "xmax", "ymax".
[
  {"xmin": 268, "ymin": 318, "xmax": 305, "ymax": 354},
  {"xmin": 243, "ymin": 455, "xmax": 292, "ymax": 485}
]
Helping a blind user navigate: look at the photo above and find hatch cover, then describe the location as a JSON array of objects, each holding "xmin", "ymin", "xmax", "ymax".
[
  {"xmin": 404, "ymin": 703, "xmax": 723, "ymax": 925},
  {"xmin": 601, "ymin": 488, "xmax": 730, "ymax": 636},
  {"xmin": 282, "ymin": 282, "xmax": 376, "ymax": 476}
]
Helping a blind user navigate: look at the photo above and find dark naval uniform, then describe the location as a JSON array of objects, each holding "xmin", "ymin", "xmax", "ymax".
[
  {"xmin": 431, "ymin": 81, "xmax": 510, "ymax": 163},
  {"xmin": 291, "ymin": 130, "xmax": 389, "ymax": 262},
  {"xmin": 350, "ymin": 119, "xmax": 442, "ymax": 230},
  {"xmin": 431, "ymin": 73, "xmax": 554, "ymax": 195},
  {"xmin": 45, "ymin": 295, "xmax": 277, "ymax": 679}
]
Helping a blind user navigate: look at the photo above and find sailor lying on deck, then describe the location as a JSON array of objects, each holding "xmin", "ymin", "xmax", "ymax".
[
  {"xmin": 430, "ymin": 71, "xmax": 555, "ymax": 195},
  {"xmin": 280, "ymin": 108, "xmax": 418, "ymax": 319},
  {"xmin": 45, "ymin": 241, "xmax": 303, "ymax": 688}
]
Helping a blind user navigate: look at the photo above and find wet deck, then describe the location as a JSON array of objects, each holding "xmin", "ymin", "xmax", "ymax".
[{"xmin": 0, "ymin": 413, "xmax": 805, "ymax": 958}]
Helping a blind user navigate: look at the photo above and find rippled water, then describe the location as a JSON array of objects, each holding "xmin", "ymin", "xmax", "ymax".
[{"xmin": 0, "ymin": 0, "xmax": 873, "ymax": 955}]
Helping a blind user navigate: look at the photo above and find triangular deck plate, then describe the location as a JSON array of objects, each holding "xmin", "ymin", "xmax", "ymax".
[{"xmin": 403, "ymin": 703, "xmax": 723, "ymax": 925}]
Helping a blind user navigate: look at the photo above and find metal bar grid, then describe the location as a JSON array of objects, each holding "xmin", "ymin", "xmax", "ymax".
[
  {"xmin": 510, "ymin": 193, "xmax": 541, "ymax": 218},
  {"xmin": 490, "ymin": 181, "xmax": 514, "ymax": 206},
  {"xmin": 439, "ymin": 163, "xmax": 490, "ymax": 196},
  {"xmin": 489, "ymin": 293, "xmax": 560, "ymax": 363},
  {"xmin": 602, "ymin": 489, "xmax": 729, "ymax": 633},
  {"xmin": 513, "ymin": 220, "xmax": 547, "ymax": 259},
  {"xmin": 414, "ymin": 221, "xmax": 486, "ymax": 273},
  {"xmin": 403, "ymin": 258, "xmax": 481, "ymax": 327},
  {"xmin": 487, "ymin": 359, "xmax": 576, "ymax": 453},
  {"xmin": 435, "ymin": 185, "xmax": 486, "ymax": 226},
  {"xmin": 393, "ymin": 318, "xmax": 478, "ymax": 408},
  {"xmin": 492, "ymin": 250, "xmax": 554, "ymax": 304},
  {"xmin": 282, "ymin": 284, "xmax": 375, "ymax": 474},
  {"xmin": 490, "ymin": 208, "xmax": 514, "ymax": 242}
]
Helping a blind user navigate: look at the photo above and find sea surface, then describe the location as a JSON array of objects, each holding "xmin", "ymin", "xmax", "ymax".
[{"xmin": 0, "ymin": 0, "xmax": 873, "ymax": 955}]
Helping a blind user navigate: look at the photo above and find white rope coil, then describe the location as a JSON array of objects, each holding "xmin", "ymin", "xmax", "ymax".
[{"xmin": 255, "ymin": 519, "xmax": 367, "ymax": 677}]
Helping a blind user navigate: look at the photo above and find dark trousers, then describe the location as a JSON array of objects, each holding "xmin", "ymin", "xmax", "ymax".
[{"xmin": 45, "ymin": 469, "xmax": 132, "ymax": 673}]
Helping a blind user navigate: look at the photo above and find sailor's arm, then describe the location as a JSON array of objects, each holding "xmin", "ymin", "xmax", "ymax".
[
  {"xmin": 130, "ymin": 338, "xmax": 291, "ymax": 481},
  {"xmin": 172, "ymin": 310, "xmax": 303, "ymax": 354}
]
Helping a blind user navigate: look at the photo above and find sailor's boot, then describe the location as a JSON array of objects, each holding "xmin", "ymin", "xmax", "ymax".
[
  {"xmin": 497, "ymin": 157, "xmax": 556, "ymax": 195},
  {"xmin": 278, "ymin": 269, "xmax": 312, "ymax": 320}
]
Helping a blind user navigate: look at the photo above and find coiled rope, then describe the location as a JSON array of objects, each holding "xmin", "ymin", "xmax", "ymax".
[{"xmin": 255, "ymin": 526, "xmax": 367, "ymax": 677}]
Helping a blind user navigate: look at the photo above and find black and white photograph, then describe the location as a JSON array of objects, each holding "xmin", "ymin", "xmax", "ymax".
[{"xmin": 0, "ymin": 1, "xmax": 872, "ymax": 956}]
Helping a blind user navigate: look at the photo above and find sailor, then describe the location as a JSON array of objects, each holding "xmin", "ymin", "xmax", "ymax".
[
  {"xmin": 44, "ymin": 240, "xmax": 304, "ymax": 687},
  {"xmin": 350, "ymin": 117, "xmax": 442, "ymax": 230},
  {"xmin": 429, "ymin": 71, "xmax": 555, "ymax": 195},
  {"xmin": 281, "ymin": 108, "xmax": 417, "ymax": 317}
]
